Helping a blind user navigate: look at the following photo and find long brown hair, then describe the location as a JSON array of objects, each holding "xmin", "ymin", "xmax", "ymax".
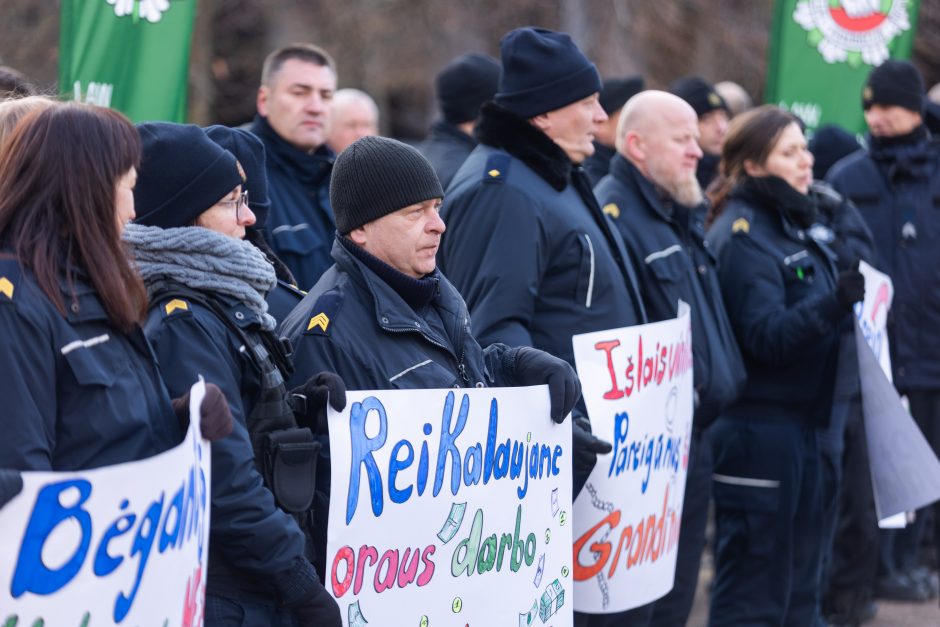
[
  {"xmin": 706, "ymin": 105, "xmax": 802, "ymax": 226},
  {"xmin": 0, "ymin": 102, "xmax": 146, "ymax": 331}
]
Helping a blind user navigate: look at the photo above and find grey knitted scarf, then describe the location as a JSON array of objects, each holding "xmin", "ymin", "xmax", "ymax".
[{"xmin": 123, "ymin": 223, "xmax": 277, "ymax": 331}]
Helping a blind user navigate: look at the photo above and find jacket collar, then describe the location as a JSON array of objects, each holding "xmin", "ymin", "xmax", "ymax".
[
  {"xmin": 331, "ymin": 239, "xmax": 466, "ymax": 351},
  {"xmin": 475, "ymin": 102, "xmax": 571, "ymax": 191},
  {"xmin": 250, "ymin": 115, "xmax": 334, "ymax": 184},
  {"xmin": 609, "ymin": 154, "xmax": 676, "ymax": 223},
  {"xmin": 430, "ymin": 120, "xmax": 477, "ymax": 149}
]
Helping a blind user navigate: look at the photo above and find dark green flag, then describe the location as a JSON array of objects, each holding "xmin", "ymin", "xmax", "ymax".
[
  {"xmin": 766, "ymin": 0, "xmax": 920, "ymax": 134},
  {"xmin": 59, "ymin": 0, "xmax": 197, "ymax": 122}
]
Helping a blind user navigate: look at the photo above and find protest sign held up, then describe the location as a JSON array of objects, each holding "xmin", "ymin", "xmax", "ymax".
[
  {"xmin": 326, "ymin": 386, "xmax": 573, "ymax": 626},
  {"xmin": 571, "ymin": 305, "xmax": 694, "ymax": 613},
  {"xmin": 853, "ymin": 263, "xmax": 940, "ymax": 522},
  {"xmin": 0, "ymin": 380, "xmax": 212, "ymax": 626}
]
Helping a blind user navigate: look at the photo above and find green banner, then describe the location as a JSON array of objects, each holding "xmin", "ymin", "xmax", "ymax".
[
  {"xmin": 59, "ymin": 0, "xmax": 197, "ymax": 122},
  {"xmin": 766, "ymin": 0, "xmax": 920, "ymax": 135}
]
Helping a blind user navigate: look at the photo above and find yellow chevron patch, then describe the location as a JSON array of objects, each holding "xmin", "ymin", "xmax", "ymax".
[
  {"xmin": 164, "ymin": 298, "xmax": 189, "ymax": 315},
  {"xmin": 307, "ymin": 312, "xmax": 330, "ymax": 332},
  {"xmin": 603, "ymin": 203, "xmax": 620, "ymax": 219},
  {"xmin": 732, "ymin": 217, "xmax": 750, "ymax": 234},
  {"xmin": 488, "ymin": 169, "xmax": 501, "ymax": 178},
  {"xmin": 0, "ymin": 277, "xmax": 13, "ymax": 300}
]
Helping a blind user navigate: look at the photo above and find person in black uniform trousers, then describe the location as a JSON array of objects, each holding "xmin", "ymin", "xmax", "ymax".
[
  {"xmin": 704, "ymin": 106, "xmax": 865, "ymax": 626},
  {"xmin": 123, "ymin": 123, "xmax": 345, "ymax": 626}
]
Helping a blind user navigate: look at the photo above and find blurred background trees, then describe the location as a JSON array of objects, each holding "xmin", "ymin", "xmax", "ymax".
[{"xmin": 3, "ymin": 0, "xmax": 938, "ymax": 139}]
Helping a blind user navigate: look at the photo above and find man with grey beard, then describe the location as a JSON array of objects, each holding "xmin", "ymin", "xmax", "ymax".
[{"xmin": 594, "ymin": 90, "xmax": 746, "ymax": 627}]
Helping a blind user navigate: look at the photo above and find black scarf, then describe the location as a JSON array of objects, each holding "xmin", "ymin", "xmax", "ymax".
[
  {"xmin": 339, "ymin": 237, "xmax": 440, "ymax": 312},
  {"xmin": 732, "ymin": 175, "xmax": 817, "ymax": 229}
]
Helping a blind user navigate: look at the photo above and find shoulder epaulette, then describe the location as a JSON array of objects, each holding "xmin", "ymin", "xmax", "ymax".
[
  {"xmin": 303, "ymin": 289, "xmax": 343, "ymax": 336},
  {"xmin": 482, "ymin": 153, "xmax": 511, "ymax": 184},
  {"xmin": 602, "ymin": 202, "xmax": 621, "ymax": 219},
  {"xmin": 0, "ymin": 260, "xmax": 20, "ymax": 304},
  {"xmin": 730, "ymin": 207, "xmax": 754, "ymax": 237}
]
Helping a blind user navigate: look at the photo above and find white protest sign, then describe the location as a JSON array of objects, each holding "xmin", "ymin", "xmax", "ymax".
[
  {"xmin": 570, "ymin": 305, "xmax": 694, "ymax": 613},
  {"xmin": 852, "ymin": 263, "xmax": 940, "ymax": 522},
  {"xmin": 851, "ymin": 262, "xmax": 906, "ymax": 528},
  {"xmin": 326, "ymin": 387, "xmax": 573, "ymax": 627},
  {"xmin": 0, "ymin": 379, "xmax": 212, "ymax": 627}
]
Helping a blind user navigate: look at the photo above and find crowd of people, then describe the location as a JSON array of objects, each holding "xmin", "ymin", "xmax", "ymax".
[{"xmin": 1, "ymin": 23, "xmax": 939, "ymax": 627}]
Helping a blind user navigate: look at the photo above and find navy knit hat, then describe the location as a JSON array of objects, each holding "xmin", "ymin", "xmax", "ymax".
[
  {"xmin": 436, "ymin": 53, "xmax": 501, "ymax": 125},
  {"xmin": 204, "ymin": 125, "xmax": 271, "ymax": 227},
  {"xmin": 599, "ymin": 75, "xmax": 645, "ymax": 115},
  {"xmin": 669, "ymin": 76, "xmax": 729, "ymax": 118},
  {"xmin": 331, "ymin": 136, "xmax": 443, "ymax": 234},
  {"xmin": 494, "ymin": 27, "xmax": 602, "ymax": 119},
  {"xmin": 809, "ymin": 125, "xmax": 861, "ymax": 180},
  {"xmin": 135, "ymin": 123, "xmax": 243, "ymax": 229},
  {"xmin": 863, "ymin": 60, "xmax": 925, "ymax": 113}
]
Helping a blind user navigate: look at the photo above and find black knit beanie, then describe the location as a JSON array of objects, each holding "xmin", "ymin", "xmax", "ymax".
[
  {"xmin": 809, "ymin": 125, "xmax": 861, "ymax": 180},
  {"xmin": 494, "ymin": 27, "xmax": 602, "ymax": 119},
  {"xmin": 437, "ymin": 53, "xmax": 501, "ymax": 125},
  {"xmin": 135, "ymin": 122, "xmax": 243, "ymax": 229},
  {"xmin": 863, "ymin": 60, "xmax": 925, "ymax": 113},
  {"xmin": 599, "ymin": 75, "xmax": 645, "ymax": 115},
  {"xmin": 204, "ymin": 125, "xmax": 271, "ymax": 227},
  {"xmin": 669, "ymin": 76, "xmax": 729, "ymax": 118},
  {"xmin": 330, "ymin": 136, "xmax": 443, "ymax": 234}
]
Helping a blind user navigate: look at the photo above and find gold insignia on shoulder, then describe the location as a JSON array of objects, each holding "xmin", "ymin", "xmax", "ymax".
[
  {"xmin": 164, "ymin": 298, "xmax": 189, "ymax": 315},
  {"xmin": 732, "ymin": 217, "xmax": 750, "ymax": 234},
  {"xmin": 488, "ymin": 169, "xmax": 501, "ymax": 178},
  {"xmin": 0, "ymin": 277, "xmax": 13, "ymax": 300},
  {"xmin": 307, "ymin": 312, "xmax": 330, "ymax": 332},
  {"xmin": 602, "ymin": 203, "xmax": 620, "ymax": 219}
]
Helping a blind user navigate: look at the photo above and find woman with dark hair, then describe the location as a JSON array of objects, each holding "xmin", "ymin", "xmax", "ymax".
[
  {"xmin": 123, "ymin": 122, "xmax": 343, "ymax": 626},
  {"xmin": 0, "ymin": 102, "xmax": 228, "ymax": 476},
  {"xmin": 704, "ymin": 105, "xmax": 865, "ymax": 626}
]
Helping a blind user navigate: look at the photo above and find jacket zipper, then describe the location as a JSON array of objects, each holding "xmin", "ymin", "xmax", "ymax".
[{"xmin": 584, "ymin": 233, "xmax": 595, "ymax": 308}]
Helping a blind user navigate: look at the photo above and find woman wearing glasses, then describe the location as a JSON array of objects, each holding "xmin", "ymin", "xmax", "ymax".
[{"xmin": 123, "ymin": 122, "xmax": 342, "ymax": 627}]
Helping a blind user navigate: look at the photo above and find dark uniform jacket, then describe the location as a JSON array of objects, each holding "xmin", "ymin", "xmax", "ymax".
[
  {"xmin": 439, "ymin": 102, "xmax": 647, "ymax": 369},
  {"xmin": 0, "ymin": 259, "xmax": 181, "ymax": 471},
  {"xmin": 827, "ymin": 127, "xmax": 940, "ymax": 391},
  {"xmin": 145, "ymin": 286, "xmax": 309, "ymax": 602},
  {"xmin": 282, "ymin": 238, "xmax": 515, "ymax": 392},
  {"xmin": 595, "ymin": 155, "xmax": 745, "ymax": 428},
  {"xmin": 707, "ymin": 177, "xmax": 846, "ymax": 426},
  {"xmin": 417, "ymin": 120, "xmax": 478, "ymax": 190},
  {"xmin": 250, "ymin": 115, "xmax": 335, "ymax": 291}
]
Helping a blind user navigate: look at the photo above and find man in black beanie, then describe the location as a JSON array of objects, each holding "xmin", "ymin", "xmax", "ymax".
[
  {"xmin": 282, "ymin": 134, "xmax": 585, "ymax": 413},
  {"xmin": 417, "ymin": 52, "xmax": 500, "ymax": 188},
  {"xmin": 828, "ymin": 58, "xmax": 940, "ymax": 607},
  {"xmin": 669, "ymin": 76, "xmax": 730, "ymax": 189},
  {"xmin": 583, "ymin": 75, "xmax": 645, "ymax": 185},
  {"xmin": 438, "ymin": 28, "xmax": 647, "ymax": 626}
]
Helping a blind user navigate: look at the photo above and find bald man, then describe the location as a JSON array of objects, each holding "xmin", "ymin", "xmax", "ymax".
[
  {"xmin": 326, "ymin": 88, "xmax": 379, "ymax": 154},
  {"xmin": 594, "ymin": 91, "xmax": 745, "ymax": 627}
]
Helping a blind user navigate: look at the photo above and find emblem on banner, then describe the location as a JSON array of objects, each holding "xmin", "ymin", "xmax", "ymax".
[
  {"xmin": 793, "ymin": 0, "xmax": 912, "ymax": 67},
  {"xmin": 107, "ymin": 0, "xmax": 172, "ymax": 24}
]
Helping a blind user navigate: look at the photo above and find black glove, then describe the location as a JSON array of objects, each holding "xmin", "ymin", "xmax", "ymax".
[
  {"xmin": 512, "ymin": 347, "xmax": 581, "ymax": 423},
  {"xmin": 276, "ymin": 557, "xmax": 341, "ymax": 627},
  {"xmin": 0, "ymin": 468, "xmax": 23, "ymax": 509},
  {"xmin": 572, "ymin": 415, "xmax": 613, "ymax": 473},
  {"xmin": 292, "ymin": 372, "xmax": 347, "ymax": 435},
  {"xmin": 171, "ymin": 383, "xmax": 233, "ymax": 442},
  {"xmin": 835, "ymin": 261, "xmax": 865, "ymax": 309}
]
